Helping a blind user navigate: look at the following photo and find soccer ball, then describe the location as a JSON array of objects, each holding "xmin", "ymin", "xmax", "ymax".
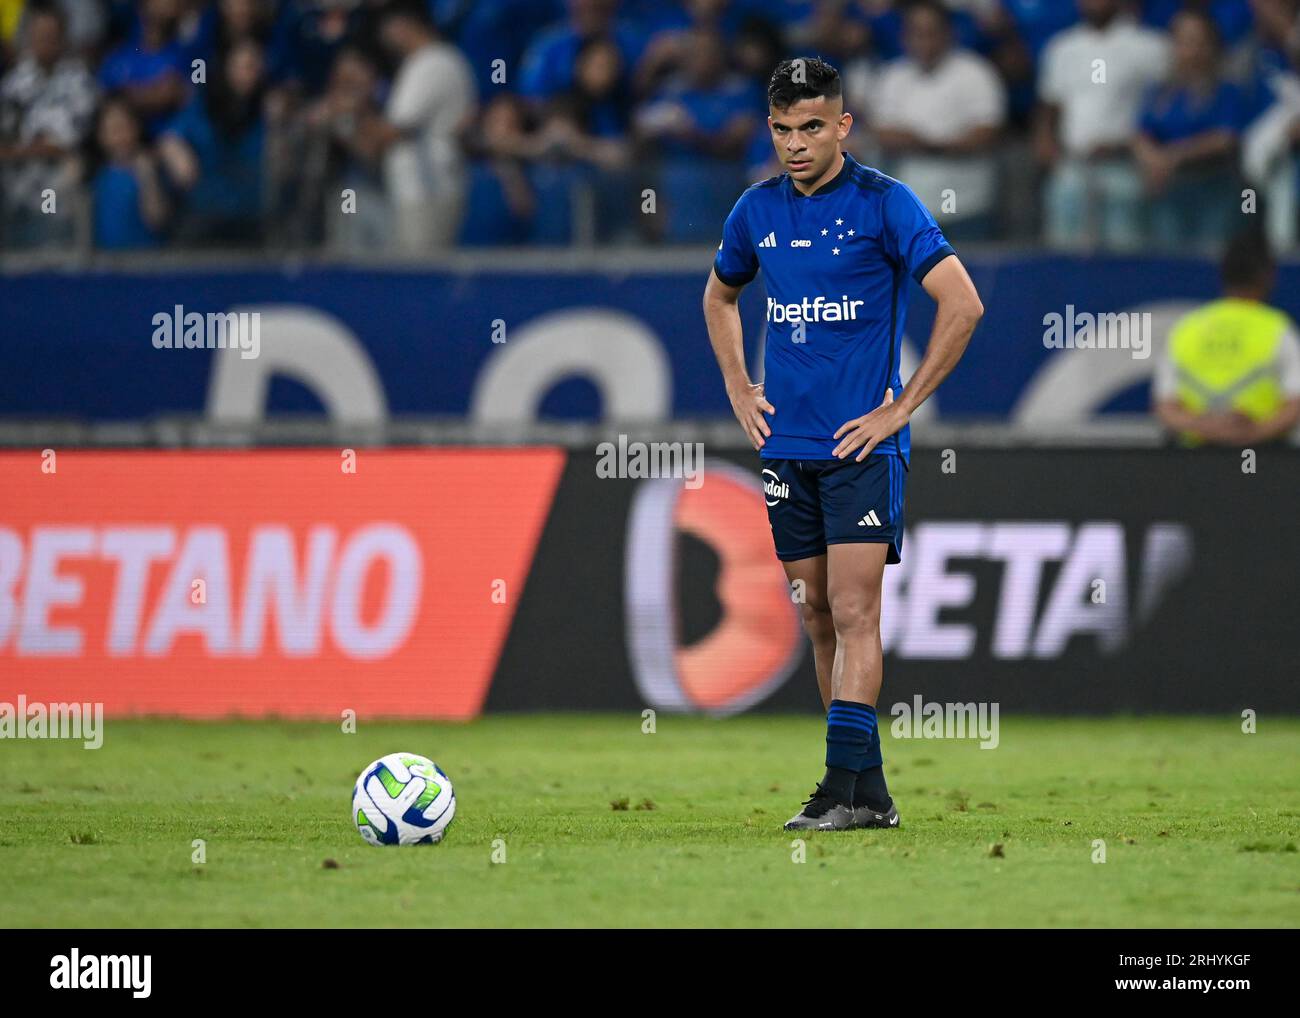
[{"xmin": 352, "ymin": 752, "xmax": 456, "ymax": 846}]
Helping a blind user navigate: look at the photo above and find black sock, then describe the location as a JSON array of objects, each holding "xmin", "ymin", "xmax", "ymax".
[
  {"xmin": 854, "ymin": 766, "xmax": 891, "ymax": 811},
  {"xmin": 823, "ymin": 699, "xmax": 877, "ymax": 806},
  {"xmin": 821, "ymin": 766, "xmax": 857, "ymax": 806},
  {"xmin": 851, "ymin": 709, "xmax": 888, "ymax": 809}
]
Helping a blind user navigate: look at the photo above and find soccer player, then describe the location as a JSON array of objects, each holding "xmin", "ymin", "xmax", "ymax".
[{"xmin": 703, "ymin": 57, "xmax": 983, "ymax": 831}]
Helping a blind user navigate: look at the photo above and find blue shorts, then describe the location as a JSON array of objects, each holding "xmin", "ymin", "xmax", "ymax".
[{"xmin": 761, "ymin": 455, "xmax": 907, "ymax": 563}]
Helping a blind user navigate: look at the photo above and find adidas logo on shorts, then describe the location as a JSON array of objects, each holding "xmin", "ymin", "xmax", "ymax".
[{"xmin": 857, "ymin": 509, "xmax": 882, "ymax": 527}]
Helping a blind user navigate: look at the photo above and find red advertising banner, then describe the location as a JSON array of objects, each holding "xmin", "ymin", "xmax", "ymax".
[{"xmin": 0, "ymin": 449, "xmax": 565, "ymax": 718}]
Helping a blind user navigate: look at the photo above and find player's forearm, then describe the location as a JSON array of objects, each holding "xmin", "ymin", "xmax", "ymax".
[
  {"xmin": 897, "ymin": 300, "xmax": 980, "ymax": 416},
  {"xmin": 702, "ymin": 269, "xmax": 754, "ymax": 392},
  {"xmin": 703, "ymin": 283, "xmax": 751, "ymax": 392},
  {"xmin": 897, "ymin": 262, "xmax": 983, "ymax": 416}
]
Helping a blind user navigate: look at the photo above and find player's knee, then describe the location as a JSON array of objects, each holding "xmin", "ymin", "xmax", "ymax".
[
  {"xmin": 798, "ymin": 599, "xmax": 833, "ymax": 641},
  {"xmin": 828, "ymin": 590, "xmax": 879, "ymax": 636}
]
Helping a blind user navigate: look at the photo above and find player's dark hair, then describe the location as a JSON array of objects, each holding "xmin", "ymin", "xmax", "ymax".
[
  {"xmin": 767, "ymin": 57, "xmax": 842, "ymax": 111},
  {"xmin": 1220, "ymin": 229, "xmax": 1274, "ymax": 289}
]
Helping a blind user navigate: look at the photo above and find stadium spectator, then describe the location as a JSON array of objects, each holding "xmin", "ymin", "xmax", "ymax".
[
  {"xmin": 459, "ymin": 93, "xmax": 537, "ymax": 244},
  {"xmin": 8, "ymin": 0, "xmax": 1300, "ymax": 254},
  {"xmin": 0, "ymin": 3, "xmax": 97, "ymax": 248},
  {"xmin": 873, "ymin": 0, "xmax": 1007, "ymax": 239},
  {"xmin": 778, "ymin": 0, "xmax": 871, "ymax": 71},
  {"xmin": 633, "ymin": 0, "xmax": 730, "ymax": 99},
  {"xmin": 295, "ymin": 44, "xmax": 388, "ymax": 253},
  {"xmin": 1142, "ymin": 0, "xmax": 1255, "ymax": 44},
  {"xmin": 982, "ymin": 0, "xmax": 1080, "ymax": 126},
  {"xmin": 1134, "ymin": 10, "xmax": 1244, "ymax": 250},
  {"xmin": 272, "ymin": 0, "xmax": 370, "ymax": 96},
  {"xmin": 89, "ymin": 94, "xmax": 169, "ymax": 248},
  {"xmin": 1228, "ymin": 0, "xmax": 1299, "ymax": 122},
  {"xmin": 548, "ymin": 34, "xmax": 641, "ymax": 239},
  {"xmin": 1236, "ymin": 0, "xmax": 1300, "ymax": 248},
  {"xmin": 451, "ymin": 26, "xmax": 633, "ymax": 244},
  {"xmin": 732, "ymin": 12, "xmax": 783, "ymax": 88},
  {"xmin": 1036, "ymin": 0, "xmax": 1170, "ymax": 250},
  {"xmin": 639, "ymin": 26, "xmax": 752, "ymax": 151},
  {"xmin": 98, "ymin": 0, "xmax": 191, "ymax": 135},
  {"xmin": 636, "ymin": 24, "xmax": 759, "ymax": 242},
  {"xmin": 864, "ymin": 0, "xmax": 993, "ymax": 62},
  {"xmin": 798, "ymin": 0, "xmax": 880, "ymax": 166},
  {"xmin": 157, "ymin": 38, "xmax": 268, "ymax": 244},
  {"xmin": 193, "ymin": 0, "xmax": 286, "ymax": 78},
  {"xmin": 1154, "ymin": 229, "xmax": 1300, "ymax": 444},
  {"xmin": 27, "ymin": 0, "xmax": 110, "ymax": 59},
  {"xmin": 543, "ymin": 31, "xmax": 634, "ymax": 148},
  {"xmin": 437, "ymin": 0, "xmax": 564, "ymax": 97},
  {"xmin": 999, "ymin": 0, "xmax": 1083, "ymax": 60},
  {"xmin": 373, "ymin": 3, "xmax": 475, "ymax": 255},
  {"xmin": 519, "ymin": 0, "xmax": 646, "ymax": 105}
]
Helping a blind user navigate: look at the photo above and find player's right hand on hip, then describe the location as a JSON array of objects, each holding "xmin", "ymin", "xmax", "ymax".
[{"xmin": 728, "ymin": 381, "xmax": 775, "ymax": 451}]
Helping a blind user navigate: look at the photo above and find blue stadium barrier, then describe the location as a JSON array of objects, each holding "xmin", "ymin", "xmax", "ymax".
[{"xmin": 2, "ymin": 253, "xmax": 1297, "ymax": 424}]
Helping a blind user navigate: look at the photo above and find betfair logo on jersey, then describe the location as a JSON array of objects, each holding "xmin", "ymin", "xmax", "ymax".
[{"xmin": 766, "ymin": 295, "xmax": 864, "ymax": 324}]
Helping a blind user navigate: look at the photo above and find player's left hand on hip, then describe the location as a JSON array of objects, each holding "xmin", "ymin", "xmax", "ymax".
[{"xmin": 832, "ymin": 388, "xmax": 909, "ymax": 461}]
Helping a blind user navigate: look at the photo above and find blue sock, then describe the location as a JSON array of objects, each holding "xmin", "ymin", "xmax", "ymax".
[{"xmin": 826, "ymin": 699, "xmax": 878, "ymax": 770}]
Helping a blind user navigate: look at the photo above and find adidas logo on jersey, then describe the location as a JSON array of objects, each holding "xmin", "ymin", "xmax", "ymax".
[
  {"xmin": 758, "ymin": 232, "xmax": 777, "ymax": 248},
  {"xmin": 857, "ymin": 510, "xmax": 883, "ymax": 527}
]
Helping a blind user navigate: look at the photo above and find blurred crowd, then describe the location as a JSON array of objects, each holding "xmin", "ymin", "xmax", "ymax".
[{"xmin": 2, "ymin": 0, "xmax": 1300, "ymax": 254}]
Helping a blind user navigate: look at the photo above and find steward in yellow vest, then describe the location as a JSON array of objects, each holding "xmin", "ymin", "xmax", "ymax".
[{"xmin": 1154, "ymin": 232, "xmax": 1300, "ymax": 446}]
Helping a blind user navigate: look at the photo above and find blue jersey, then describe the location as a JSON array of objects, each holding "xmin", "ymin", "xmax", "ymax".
[{"xmin": 713, "ymin": 151, "xmax": 954, "ymax": 463}]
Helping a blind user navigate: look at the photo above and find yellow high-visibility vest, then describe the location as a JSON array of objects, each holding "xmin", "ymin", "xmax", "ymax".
[
  {"xmin": 1169, "ymin": 299, "xmax": 1291, "ymax": 443},
  {"xmin": 0, "ymin": 0, "xmax": 24, "ymax": 45}
]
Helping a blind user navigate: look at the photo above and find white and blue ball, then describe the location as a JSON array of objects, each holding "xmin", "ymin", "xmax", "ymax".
[{"xmin": 352, "ymin": 752, "xmax": 456, "ymax": 846}]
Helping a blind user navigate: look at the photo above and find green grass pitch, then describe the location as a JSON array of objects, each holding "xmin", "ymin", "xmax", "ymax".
[{"xmin": 1, "ymin": 715, "xmax": 1297, "ymax": 928}]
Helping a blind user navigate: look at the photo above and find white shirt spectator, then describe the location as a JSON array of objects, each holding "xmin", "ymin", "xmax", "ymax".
[
  {"xmin": 873, "ymin": 49, "xmax": 1007, "ymax": 218},
  {"xmin": 384, "ymin": 40, "xmax": 475, "ymax": 249},
  {"xmin": 1039, "ymin": 16, "xmax": 1169, "ymax": 157},
  {"xmin": 0, "ymin": 53, "xmax": 98, "ymax": 208}
]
